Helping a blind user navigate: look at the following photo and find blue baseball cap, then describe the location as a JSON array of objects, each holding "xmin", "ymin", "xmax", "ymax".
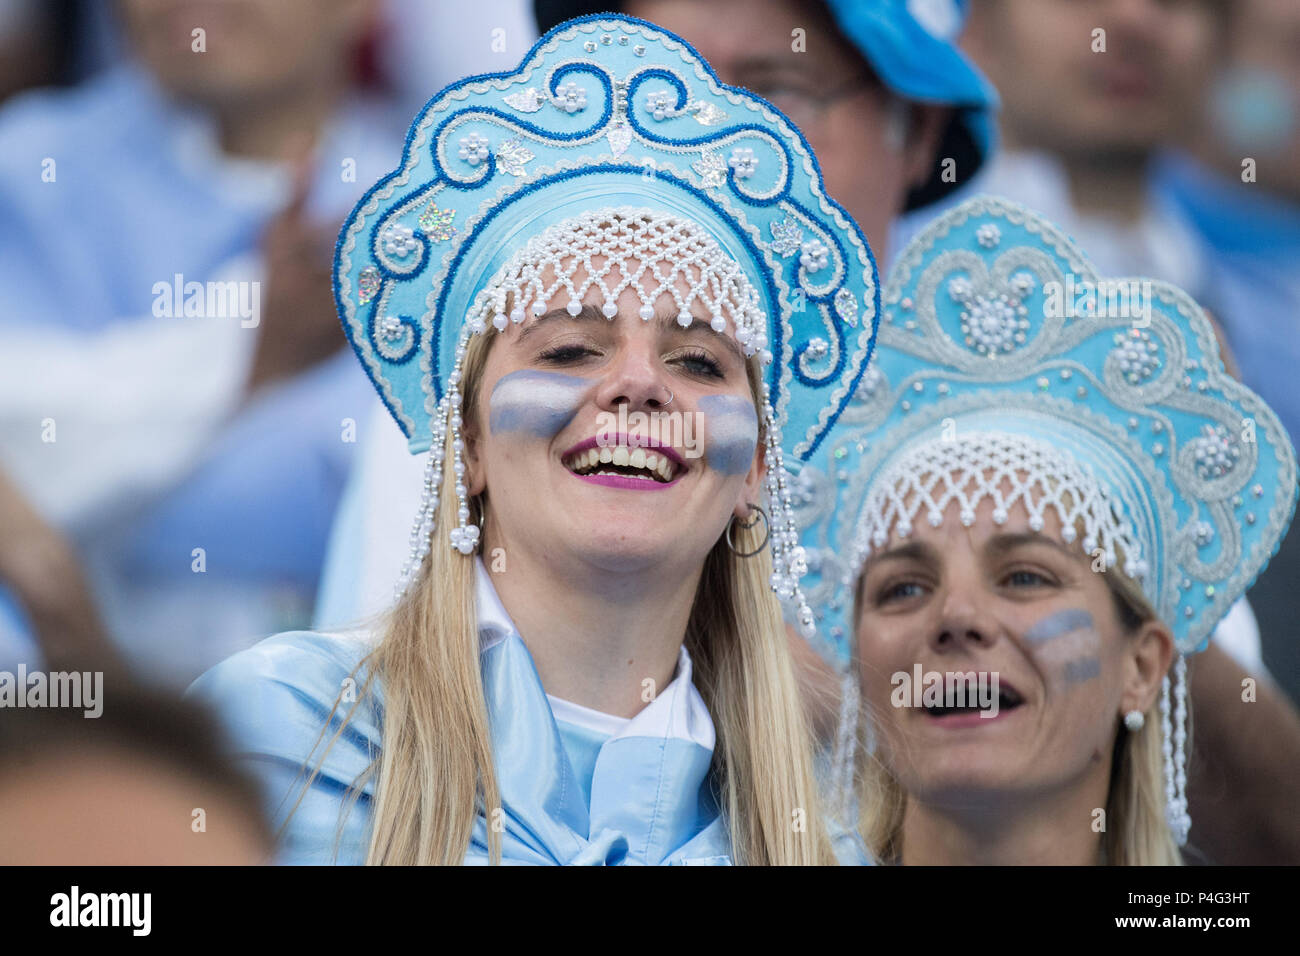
[
  {"xmin": 534, "ymin": 0, "xmax": 999, "ymax": 210},
  {"xmin": 823, "ymin": 0, "xmax": 997, "ymax": 208}
]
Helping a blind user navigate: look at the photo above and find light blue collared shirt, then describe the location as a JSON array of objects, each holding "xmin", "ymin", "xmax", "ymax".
[{"xmin": 188, "ymin": 560, "xmax": 734, "ymax": 865}]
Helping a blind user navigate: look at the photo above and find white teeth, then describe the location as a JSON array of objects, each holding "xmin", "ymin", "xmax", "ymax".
[{"xmin": 563, "ymin": 443, "xmax": 680, "ymax": 483}]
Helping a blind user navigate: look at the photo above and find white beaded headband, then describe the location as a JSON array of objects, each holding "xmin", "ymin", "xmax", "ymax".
[
  {"xmin": 465, "ymin": 207, "xmax": 770, "ymax": 363},
  {"xmin": 846, "ymin": 431, "xmax": 1148, "ymax": 590}
]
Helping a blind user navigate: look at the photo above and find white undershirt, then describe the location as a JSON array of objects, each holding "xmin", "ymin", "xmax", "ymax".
[{"xmin": 546, "ymin": 694, "xmax": 632, "ymax": 737}]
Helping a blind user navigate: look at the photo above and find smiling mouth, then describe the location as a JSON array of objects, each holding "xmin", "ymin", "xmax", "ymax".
[
  {"xmin": 923, "ymin": 686, "xmax": 1024, "ymax": 719},
  {"xmin": 562, "ymin": 444, "xmax": 679, "ymax": 483}
]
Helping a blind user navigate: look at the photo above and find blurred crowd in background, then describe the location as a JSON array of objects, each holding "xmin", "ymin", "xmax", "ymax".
[{"xmin": 0, "ymin": 0, "xmax": 1296, "ymax": 864}]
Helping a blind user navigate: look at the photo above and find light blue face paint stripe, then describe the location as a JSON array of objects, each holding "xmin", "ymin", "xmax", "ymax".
[
  {"xmin": 1063, "ymin": 657, "xmax": 1101, "ymax": 684},
  {"xmin": 488, "ymin": 370, "xmax": 590, "ymax": 438},
  {"xmin": 699, "ymin": 393, "xmax": 758, "ymax": 476},
  {"xmin": 1024, "ymin": 608, "xmax": 1094, "ymax": 644}
]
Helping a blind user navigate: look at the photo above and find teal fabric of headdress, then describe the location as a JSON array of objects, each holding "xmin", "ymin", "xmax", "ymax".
[
  {"xmin": 797, "ymin": 196, "xmax": 1298, "ymax": 662},
  {"xmin": 332, "ymin": 13, "xmax": 880, "ymax": 464}
]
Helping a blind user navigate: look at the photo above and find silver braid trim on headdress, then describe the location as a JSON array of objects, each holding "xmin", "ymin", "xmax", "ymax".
[
  {"xmin": 761, "ymin": 383, "xmax": 815, "ymax": 638},
  {"xmin": 1161, "ymin": 654, "xmax": 1192, "ymax": 847},
  {"xmin": 393, "ymin": 394, "xmax": 448, "ymax": 601},
  {"xmin": 445, "ymin": 351, "xmax": 480, "ymax": 556},
  {"xmin": 391, "ymin": 347, "xmax": 484, "ymax": 597}
]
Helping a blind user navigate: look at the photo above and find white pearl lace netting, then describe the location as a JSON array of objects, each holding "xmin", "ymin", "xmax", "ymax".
[
  {"xmin": 848, "ymin": 431, "xmax": 1147, "ymax": 585},
  {"xmin": 466, "ymin": 207, "xmax": 771, "ymax": 361}
]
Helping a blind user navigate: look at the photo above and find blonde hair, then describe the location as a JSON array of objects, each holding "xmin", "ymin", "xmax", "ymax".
[
  {"xmin": 297, "ymin": 327, "xmax": 836, "ymax": 865},
  {"xmin": 854, "ymin": 562, "xmax": 1183, "ymax": 866}
]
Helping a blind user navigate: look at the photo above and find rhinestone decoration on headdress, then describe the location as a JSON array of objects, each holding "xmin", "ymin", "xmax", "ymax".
[
  {"xmin": 467, "ymin": 207, "xmax": 769, "ymax": 360},
  {"xmin": 794, "ymin": 194, "xmax": 1298, "ymax": 847},
  {"xmin": 333, "ymin": 14, "xmax": 883, "ymax": 643}
]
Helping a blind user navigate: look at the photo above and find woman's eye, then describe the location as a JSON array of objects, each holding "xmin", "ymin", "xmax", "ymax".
[
  {"xmin": 1004, "ymin": 569, "xmax": 1051, "ymax": 588},
  {"xmin": 671, "ymin": 348, "xmax": 724, "ymax": 378},
  {"xmin": 877, "ymin": 580, "xmax": 926, "ymax": 605},
  {"xmin": 538, "ymin": 343, "xmax": 598, "ymax": 364}
]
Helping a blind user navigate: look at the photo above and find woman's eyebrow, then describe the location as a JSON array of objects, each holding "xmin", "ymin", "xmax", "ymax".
[
  {"xmin": 515, "ymin": 304, "xmax": 608, "ymax": 342},
  {"xmin": 514, "ymin": 303, "xmax": 747, "ymax": 364},
  {"xmin": 984, "ymin": 532, "xmax": 1077, "ymax": 559},
  {"xmin": 863, "ymin": 540, "xmax": 938, "ymax": 572},
  {"xmin": 653, "ymin": 306, "xmax": 746, "ymax": 364}
]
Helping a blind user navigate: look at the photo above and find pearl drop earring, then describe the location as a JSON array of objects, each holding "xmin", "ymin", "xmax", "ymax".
[{"xmin": 1124, "ymin": 709, "xmax": 1145, "ymax": 732}]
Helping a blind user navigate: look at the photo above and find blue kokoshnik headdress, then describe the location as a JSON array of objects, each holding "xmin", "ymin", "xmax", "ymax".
[
  {"xmin": 796, "ymin": 195, "xmax": 1299, "ymax": 843},
  {"xmin": 332, "ymin": 14, "xmax": 881, "ymax": 637}
]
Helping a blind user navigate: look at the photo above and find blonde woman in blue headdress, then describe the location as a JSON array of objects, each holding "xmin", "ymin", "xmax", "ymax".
[
  {"xmin": 189, "ymin": 14, "xmax": 881, "ymax": 865},
  {"xmin": 797, "ymin": 196, "xmax": 1298, "ymax": 865}
]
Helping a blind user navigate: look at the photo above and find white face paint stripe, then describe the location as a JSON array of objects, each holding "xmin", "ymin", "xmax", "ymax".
[
  {"xmin": 1024, "ymin": 609, "xmax": 1101, "ymax": 687},
  {"xmin": 488, "ymin": 370, "xmax": 591, "ymax": 438},
  {"xmin": 1024, "ymin": 608, "xmax": 1093, "ymax": 644}
]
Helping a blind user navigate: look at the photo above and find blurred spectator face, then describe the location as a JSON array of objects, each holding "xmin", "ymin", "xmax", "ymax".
[
  {"xmin": 0, "ymin": 748, "xmax": 270, "ymax": 864},
  {"xmin": 966, "ymin": 0, "xmax": 1220, "ymax": 159},
  {"xmin": 119, "ymin": 0, "xmax": 371, "ymax": 109},
  {"xmin": 1209, "ymin": 0, "xmax": 1300, "ymax": 198},
  {"xmin": 624, "ymin": 0, "xmax": 945, "ymax": 252}
]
